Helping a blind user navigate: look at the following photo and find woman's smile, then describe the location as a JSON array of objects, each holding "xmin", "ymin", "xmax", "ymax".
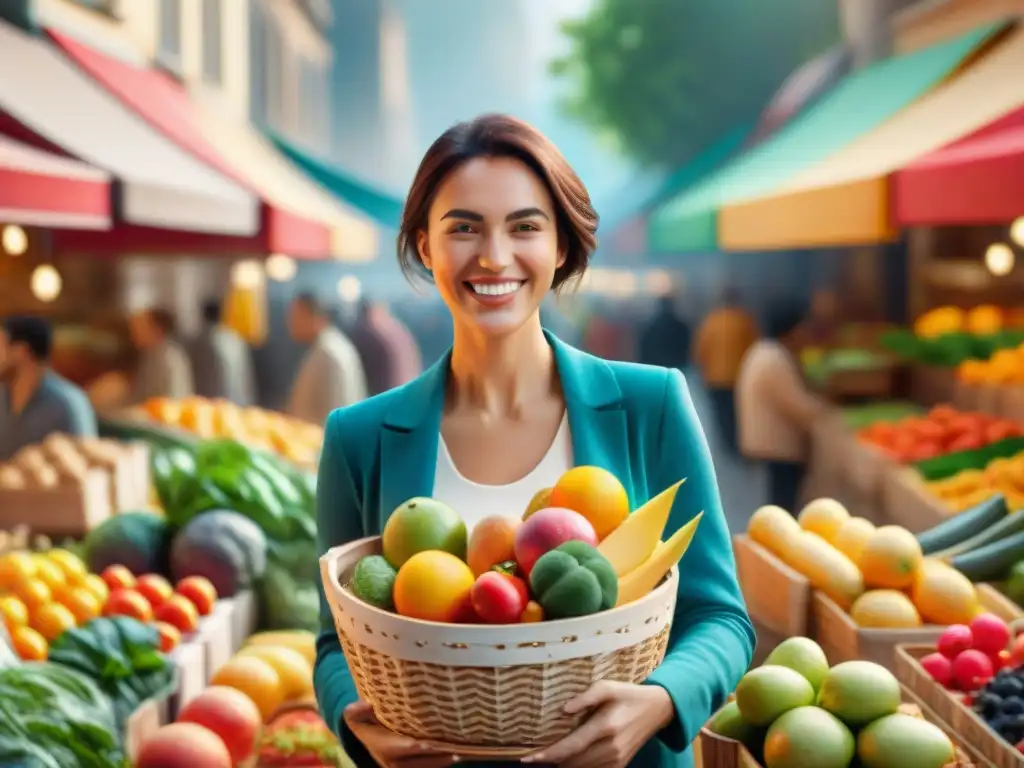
[{"xmin": 463, "ymin": 277, "xmax": 528, "ymax": 308}]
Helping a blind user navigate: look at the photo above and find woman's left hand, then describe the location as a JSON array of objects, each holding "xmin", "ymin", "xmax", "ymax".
[{"xmin": 523, "ymin": 681, "xmax": 675, "ymax": 767}]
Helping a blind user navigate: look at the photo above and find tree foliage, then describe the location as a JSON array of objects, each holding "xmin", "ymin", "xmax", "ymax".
[{"xmin": 551, "ymin": 0, "xmax": 840, "ymax": 169}]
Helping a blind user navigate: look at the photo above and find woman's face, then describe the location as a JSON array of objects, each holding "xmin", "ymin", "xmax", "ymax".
[{"xmin": 418, "ymin": 156, "xmax": 565, "ymax": 337}]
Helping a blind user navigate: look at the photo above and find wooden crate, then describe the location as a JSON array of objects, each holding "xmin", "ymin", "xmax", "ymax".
[
  {"xmin": 0, "ymin": 468, "xmax": 112, "ymax": 536},
  {"xmin": 881, "ymin": 466, "xmax": 950, "ymax": 533},
  {"xmin": 194, "ymin": 600, "xmax": 236, "ymax": 681},
  {"xmin": 732, "ymin": 535, "xmax": 810, "ymax": 639},
  {"xmin": 123, "ymin": 441, "xmax": 151, "ymax": 512},
  {"xmin": 953, "ymin": 382, "xmax": 1003, "ymax": 415},
  {"xmin": 896, "ymin": 645, "xmax": 1024, "ymax": 768},
  {"xmin": 910, "ymin": 365, "xmax": 957, "ymax": 408},
  {"xmin": 813, "ymin": 586, "xmax": 1022, "ymax": 671},
  {"xmin": 999, "ymin": 386, "xmax": 1024, "ymax": 423},
  {"xmin": 124, "ymin": 694, "xmax": 172, "ymax": 764},
  {"xmin": 224, "ymin": 590, "xmax": 258, "ymax": 653},
  {"xmin": 168, "ymin": 639, "xmax": 206, "ymax": 717}
]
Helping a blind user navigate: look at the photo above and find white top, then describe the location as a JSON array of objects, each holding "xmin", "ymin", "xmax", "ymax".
[
  {"xmin": 433, "ymin": 415, "xmax": 574, "ymax": 534},
  {"xmin": 288, "ymin": 327, "xmax": 368, "ymax": 426}
]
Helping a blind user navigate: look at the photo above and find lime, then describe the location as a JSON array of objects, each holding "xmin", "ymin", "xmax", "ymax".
[{"xmin": 351, "ymin": 555, "xmax": 398, "ymax": 611}]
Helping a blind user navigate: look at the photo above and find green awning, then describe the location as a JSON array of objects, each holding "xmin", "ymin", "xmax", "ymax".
[
  {"xmin": 266, "ymin": 129, "xmax": 404, "ymax": 230},
  {"xmin": 648, "ymin": 21, "xmax": 1007, "ymax": 253}
]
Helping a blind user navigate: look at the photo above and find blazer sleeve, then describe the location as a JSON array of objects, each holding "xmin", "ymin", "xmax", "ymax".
[
  {"xmin": 644, "ymin": 369, "xmax": 756, "ymax": 751},
  {"xmin": 312, "ymin": 409, "xmax": 371, "ymax": 761}
]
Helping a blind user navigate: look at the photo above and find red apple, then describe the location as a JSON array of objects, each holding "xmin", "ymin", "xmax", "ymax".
[
  {"xmin": 177, "ymin": 687, "xmax": 262, "ymax": 765},
  {"xmin": 470, "ymin": 571, "xmax": 528, "ymax": 624},
  {"xmin": 135, "ymin": 723, "xmax": 231, "ymax": 768}
]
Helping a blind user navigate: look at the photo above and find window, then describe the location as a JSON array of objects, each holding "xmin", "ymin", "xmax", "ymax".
[
  {"xmin": 201, "ymin": 0, "xmax": 222, "ymax": 85},
  {"xmin": 158, "ymin": 0, "xmax": 182, "ymax": 71}
]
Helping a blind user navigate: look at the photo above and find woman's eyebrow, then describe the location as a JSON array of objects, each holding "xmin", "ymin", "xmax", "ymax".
[
  {"xmin": 507, "ymin": 207, "xmax": 549, "ymax": 221},
  {"xmin": 440, "ymin": 208, "xmax": 483, "ymax": 221},
  {"xmin": 440, "ymin": 207, "xmax": 550, "ymax": 222}
]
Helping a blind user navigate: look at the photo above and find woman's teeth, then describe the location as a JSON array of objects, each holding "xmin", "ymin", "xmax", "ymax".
[{"xmin": 468, "ymin": 281, "xmax": 523, "ymax": 296}]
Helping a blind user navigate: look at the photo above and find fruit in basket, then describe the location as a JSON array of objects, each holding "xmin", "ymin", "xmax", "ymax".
[
  {"xmin": 177, "ymin": 686, "xmax": 262, "ymax": 765},
  {"xmin": 951, "ymin": 649, "xmax": 994, "ymax": 691},
  {"xmin": 849, "ymin": 590, "xmax": 921, "ymax": 628},
  {"xmin": 832, "ymin": 517, "xmax": 875, "ymax": 563},
  {"xmin": 514, "ymin": 507, "xmax": 598, "ymax": 576},
  {"xmin": 467, "ymin": 515, "xmax": 520, "ymax": 576},
  {"xmin": 548, "ymin": 466, "xmax": 629, "ymax": 540},
  {"xmin": 763, "ymin": 706, "xmax": 854, "ymax": 768},
  {"xmin": 82, "ymin": 512, "xmax": 171, "ymax": 576},
  {"xmin": 529, "ymin": 540, "xmax": 617, "ymax": 619},
  {"xmin": 817, "ymin": 660, "xmax": 901, "ymax": 726},
  {"xmin": 382, "ymin": 497, "xmax": 467, "ymax": 568},
  {"xmin": 937, "ymin": 624, "xmax": 974, "ymax": 659},
  {"xmin": 103, "ymin": 588, "xmax": 154, "ymax": 622},
  {"xmin": 521, "ymin": 600, "xmax": 544, "ymax": 622},
  {"xmin": 211, "ymin": 655, "xmax": 286, "ymax": 720},
  {"xmin": 788, "ymin": 531, "xmax": 864, "ymax": 610},
  {"xmin": 796, "ymin": 498, "xmax": 849, "ymax": 544},
  {"xmin": 764, "ymin": 637, "xmax": 830, "ymax": 694},
  {"xmin": 155, "ymin": 593, "xmax": 200, "ymax": 634},
  {"xmin": 910, "ymin": 559, "xmax": 978, "ymax": 625},
  {"xmin": 617, "ymin": 511, "xmax": 703, "ymax": 606},
  {"xmin": 523, "ymin": 487, "xmax": 552, "ymax": 521},
  {"xmin": 598, "ymin": 480, "xmax": 682, "ymax": 577},
  {"xmin": 470, "ymin": 570, "xmax": 528, "ymax": 624},
  {"xmin": 856, "ymin": 713, "xmax": 955, "ymax": 768},
  {"xmin": 393, "ymin": 550, "xmax": 474, "ymax": 622},
  {"xmin": 351, "ymin": 555, "xmax": 398, "ymax": 611},
  {"xmin": 735, "ymin": 665, "xmax": 815, "ymax": 726},
  {"xmin": 175, "ymin": 575, "xmax": 217, "ymax": 616},
  {"xmin": 857, "ymin": 525, "xmax": 923, "ymax": 589},
  {"xmin": 969, "ymin": 612, "xmax": 1011, "ymax": 655},
  {"xmin": 136, "ymin": 722, "xmax": 233, "ymax": 768},
  {"xmin": 135, "ymin": 573, "xmax": 174, "ymax": 609},
  {"xmin": 99, "ymin": 564, "xmax": 136, "ymax": 592}
]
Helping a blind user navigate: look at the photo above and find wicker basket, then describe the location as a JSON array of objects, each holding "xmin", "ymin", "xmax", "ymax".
[{"xmin": 320, "ymin": 537, "xmax": 677, "ymax": 748}]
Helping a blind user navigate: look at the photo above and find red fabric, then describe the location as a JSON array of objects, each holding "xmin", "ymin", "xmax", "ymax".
[
  {"xmin": 895, "ymin": 106, "xmax": 1024, "ymax": 224},
  {"xmin": 47, "ymin": 30, "xmax": 330, "ymax": 257}
]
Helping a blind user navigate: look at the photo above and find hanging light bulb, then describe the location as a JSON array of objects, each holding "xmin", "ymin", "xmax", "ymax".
[
  {"xmin": 1010, "ymin": 217, "xmax": 1024, "ymax": 248},
  {"xmin": 337, "ymin": 275, "xmax": 362, "ymax": 303},
  {"xmin": 230, "ymin": 259, "xmax": 264, "ymax": 289},
  {"xmin": 31, "ymin": 265, "xmax": 62, "ymax": 302},
  {"xmin": 2, "ymin": 225, "xmax": 28, "ymax": 256},
  {"xmin": 265, "ymin": 253, "xmax": 297, "ymax": 282},
  {"xmin": 985, "ymin": 242, "xmax": 1015, "ymax": 276}
]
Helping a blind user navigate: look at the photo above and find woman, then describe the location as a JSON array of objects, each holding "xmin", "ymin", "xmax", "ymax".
[
  {"xmin": 314, "ymin": 114, "xmax": 754, "ymax": 768},
  {"xmin": 735, "ymin": 304, "xmax": 827, "ymax": 512}
]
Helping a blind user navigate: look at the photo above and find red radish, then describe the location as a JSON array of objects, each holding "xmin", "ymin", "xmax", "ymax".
[
  {"xmin": 937, "ymin": 624, "xmax": 973, "ymax": 659},
  {"xmin": 135, "ymin": 723, "xmax": 231, "ymax": 768},
  {"xmin": 470, "ymin": 571, "xmax": 528, "ymax": 624},
  {"xmin": 920, "ymin": 652, "xmax": 953, "ymax": 687},
  {"xmin": 969, "ymin": 613, "xmax": 1011, "ymax": 655},
  {"xmin": 177, "ymin": 687, "xmax": 262, "ymax": 765},
  {"xmin": 951, "ymin": 649, "xmax": 994, "ymax": 691}
]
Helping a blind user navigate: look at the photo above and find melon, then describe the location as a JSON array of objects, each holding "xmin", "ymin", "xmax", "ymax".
[
  {"xmin": 170, "ymin": 511, "xmax": 267, "ymax": 597},
  {"xmin": 82, "ymin": 512, "xmax": 171, "ymax": 576}
]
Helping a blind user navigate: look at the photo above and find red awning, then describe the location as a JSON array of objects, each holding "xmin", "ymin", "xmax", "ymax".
[
  {"xmin": 0, "ymin": 134, "xmax": 111, "ymax": 228},
  {"xmin": 47, "ymin": 30, "xmax": 331, "ymax": 258},
  {"xmin": 895, "ymin": 106, "xmax": 1024, "ymax": 224}
]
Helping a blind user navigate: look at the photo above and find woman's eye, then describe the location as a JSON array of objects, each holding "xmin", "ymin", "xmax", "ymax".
[
  {"xmin": 513, "ymin": 222, "xmax": 539, "ymax": 232},
  {"xmin": 451, "ymin": 223, "xmax": 475, "ymax": 234}
]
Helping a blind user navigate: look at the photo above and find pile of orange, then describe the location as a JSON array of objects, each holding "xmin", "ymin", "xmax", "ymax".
[{"xmin": 0, "ymin": 548, "xmax": 107, "ymax": 660}]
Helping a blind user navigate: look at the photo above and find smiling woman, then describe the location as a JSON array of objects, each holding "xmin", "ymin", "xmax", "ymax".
[{"xmin": 314, "ymin": 114, "xmax": 754, "ymax": 768}]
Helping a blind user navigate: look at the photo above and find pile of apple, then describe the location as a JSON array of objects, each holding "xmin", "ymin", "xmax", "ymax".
[
  {"xmin": 97, "ymin": 564, "xmax": 217, "ymax": 652},
  {"xmin": 918, "ymin": 612, "xmax": 1021, "ymax": 694}
]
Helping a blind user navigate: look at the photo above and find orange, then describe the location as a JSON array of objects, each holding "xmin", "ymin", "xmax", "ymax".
[
  {"xmin": 32, "ymin": 555, "xmax": 67, "ymax": 592},
  {"xmin": 0, "ymin": 595, "xmax": 29, "ymax": 631},
  {"xmin": 393, "ymin": 550, "xmax": 475, "ymax": 622},
  {"xmin": 549, "ymin": 466, "xmax": 629, "ymax": 540},
  {"xmin": 46, "ymin": 549, "xmax": 88, "ymax": 585},
  {"xmin": 81, "ymin": 573, "xmax": 110, "ymax": 606},
  {"xmin": 0, "ymin": 551, "xmax": 37, "ymax": 591},
  {"xmin": 857, "ymin": 525, "xmax": 924, "ymax": 590},
  {"xmin": 12, "ymin": 579, "xmax": 52, "ymax": 612},
  {"xmin": 467, "ymin": 515, "xmax": 520, "ymax": 576},
  {"xmin": 30, "ymin": 602, "xmax": 77, "ymax": 642},
  {"xmin": 58, "ymin": 587, "xmax": 103, "ymax": 625},
  {"xmin": 210, "ymin": 655, "xmax": 285, "ymax": 720},
  {"xmin": 236, "ymin": 645, "xmax": 313, "ymax": 700},
  {"xmin": 10, "ymin": 625, "xmax": 48, "ymax": 661}
]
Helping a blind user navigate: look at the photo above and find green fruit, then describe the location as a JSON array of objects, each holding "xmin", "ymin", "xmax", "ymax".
[
  {"xmin": 817, "ymin": 660, "xmax": 901, "ymax": 727},
  {"xmin": 857, "ymin": 713, "xmax": 955, "ymax": 768},
  {"xmin": 529, "ymin": 540, "xmax": 618, "ymax": 619},
  {"xmin": 1005, "ymin": 560, "xmax": 1024, "ymax": 606},
  {"xmin": 351, "ymin": 555, "xmax": 398, "ymax": 610},
  {"xmin": 735, "ymin": 666, "xmax": 815, "ymax": 726},
  {"xmin": 381, "ymin": 497, "xmax": 467, "ymax": 568},
  {"xmin": 707, "ymin": 701, "xmax": 763, "ymax": 752},
  {"xmin": 765, "ymin": 637, "xmax": 830, "ymax": 693},
  {"xmin": 763, "ymin": 706, "xmax": 854, "ymax": 768}
]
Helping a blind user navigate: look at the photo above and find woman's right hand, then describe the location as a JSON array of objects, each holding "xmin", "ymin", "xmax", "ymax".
[{"xmin": 343, "ymin": 701, "xmax": 459, "ymax": 767}]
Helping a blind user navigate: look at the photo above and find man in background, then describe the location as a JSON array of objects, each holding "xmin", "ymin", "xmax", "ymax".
[
  {"xmin": 639, "ymin": 295, "xmax": 691, "ymax": 370},
  {"xmin": 128, "ymin": 308, "xmax": 194, "ymax": 403},
  {"xmin": 189, "ymin": 299, "xmax": 256, "ymax": 406},
  {"xmin": 287, "ymin": 293, "xmax": 367, "ymax": 425},
  {"xmin": 0, "ymin": 316, "xmax": 96, "ymax": 460}
]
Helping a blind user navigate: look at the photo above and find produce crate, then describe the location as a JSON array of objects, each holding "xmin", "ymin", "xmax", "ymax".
[
  {"xmin": 698, "ymin": 684, "xmax": 983, "ymax": 768},
  {"xmin": 910, "ymin": 365, "xmax": 957, "ymax": 408},
  {"xmin": 195, "ymin": 600, "xmax": 236, "ymax": 681},
  {"xmin": 881, "ymin": 466, "xmax": 949, "ymax": 533},
  {"xmin": 896, "ymin": 645, "xmax": 1024, "ymax": 768},
  {"xmin": 732, "ymin": 535, "xmax": 810, "ymax": 639},
  {"xmin": 124, "ymin": 693, "xmax": 172, "ymax": 764},
  {"xmin": 122, "ymin": 441, "xmax": 151, "ymax": 511},
  {"xmin": 953, "ymin": 382, "xmax": 1002, "ymax": 415},
  {"xmin": 811, "ymin": 586, "xmax": 1019, "ymax": 671},
  {"xmin": 1000, "ymin": 386, "xmax": 1024, "ymax": 423},
  {"xmin": 168, "ymin": 639, "xmax": 206, "ymax": 716},
  {"xmin": 224, "ymin": 589, "xmax": 258, "ymax": 653},
  {"xmin": 0, "ymin": 468, "xmax": 112, "ymax": 537}
]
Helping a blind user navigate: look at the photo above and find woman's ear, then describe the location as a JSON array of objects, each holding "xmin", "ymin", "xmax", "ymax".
[{"xmin": 416, "ymin": 230, "xmax": 431, "ymax": 271}]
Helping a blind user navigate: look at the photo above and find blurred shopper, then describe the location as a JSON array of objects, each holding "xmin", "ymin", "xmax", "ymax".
[
  {"xmin": 793, "ymin": 288, "xmax": 841, "ymax": 349},
  {"xmin": 736, "ymin": 304, "xmax": 827, "ymax": 512},
  {"xmin": 0, "ymin": 316, "xmax": 97, "ymax": 460},
  {"xmin": 188, "ymin": 300, "xmax": 257, "ymax": 406},
  {"xmin": 348, "ymin": 298, "xmax": 392, "ymax": 396},
  {"xmin": 128, "ymin": 308, "xmax": 194, "ymax": 403},
  {"xmin": 694, "ymin": 287, "xmax": 758, "ymax": 453},
  {"xmin": 639, "ymin": 295, "xmax": 691, "ymax": 370},
  {"xmin": 287, "ymin": 293, "xmax": 367, "ymax": 425},
  {"xmin": 367, "ymin": 300, "xmax": 422, "ymax": 390}
]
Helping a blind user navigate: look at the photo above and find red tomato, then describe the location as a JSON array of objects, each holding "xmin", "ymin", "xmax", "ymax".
[
  {"xmin": 155, "ymin": 621, "xmax": 181, "ymax": 653},
  {"xmin": 135, "ymin": 574, "xmax": 173, "ymax": 610},
  {"xmin": 947, "ymin": 432, "xmax": 985, "ymax": 454},
  {"xmin": 100, "ymin": 565, "xmax": 136, "ymax": 592},
  {"xmin": 986, "ymin": 421, "xmax": 1022, "ymax": 444},
  {"xmin": 103, "ymin": 589, "xmax": 153, "ymax": 622},
  {"xmin": 154, "ymin": 594, "xmax": 199, "ymax": 634},
  {"xmin": 470, "ymin": 571, "xmax": 528, "ymax": 624},
  {"xmin": 175, "ymin": 576, "xmax": 217, "ymax": 617}
]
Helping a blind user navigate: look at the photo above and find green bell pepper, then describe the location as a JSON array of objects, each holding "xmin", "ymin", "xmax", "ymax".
[{"xmin": 528, "ymin": 540, "xmax": 618, "ymax": 619}]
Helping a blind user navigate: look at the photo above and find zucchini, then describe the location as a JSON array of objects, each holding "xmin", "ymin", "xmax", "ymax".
[
  {"xmin": 948, "ymin": 529, "xmax": 1024, "ymax": 583},
  {"xmin": 933, "ymin": 508, "xmax": 1024, "ymax": 561},
  {"xmin": 916, "ymin": 494, "xmax": 1007, "ymax": 554}
]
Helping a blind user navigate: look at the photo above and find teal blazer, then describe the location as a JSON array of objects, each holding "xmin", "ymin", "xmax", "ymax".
[{"xmin": 314, "ymin": 332, "xmax": 755, "ymax": 767}]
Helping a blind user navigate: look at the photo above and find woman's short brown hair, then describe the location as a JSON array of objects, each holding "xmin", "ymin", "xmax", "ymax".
[{"xmin": 397, "ymin": 114, "xmax": 599, "ymax": 291}]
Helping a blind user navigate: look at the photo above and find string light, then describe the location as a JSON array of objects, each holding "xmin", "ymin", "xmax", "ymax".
[
  {"xmin": 985, "ymin": 242, "xmax": 1015, "ymax": 276},
  {"xmin": 31, "ymin": 265, "xmax": 62, "ymax": 302}
]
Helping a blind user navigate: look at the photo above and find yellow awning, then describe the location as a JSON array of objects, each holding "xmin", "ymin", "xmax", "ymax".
[{"xmin": 719, "ymin": 24, "xmax": 1024, "ymax": 251}]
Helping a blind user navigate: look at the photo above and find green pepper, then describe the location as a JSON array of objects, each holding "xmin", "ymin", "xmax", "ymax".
[{"xmin": 528, "ymin": 540, "xmax": 619, "ymax": 619}]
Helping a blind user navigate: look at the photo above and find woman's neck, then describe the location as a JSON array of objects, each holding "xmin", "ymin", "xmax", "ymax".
[{"xmin": 448, "ymin": 314, "xmax": 556, "ymax": 418}]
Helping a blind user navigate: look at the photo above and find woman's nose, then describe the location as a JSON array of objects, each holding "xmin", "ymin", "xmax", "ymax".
[{"xmin": 478, "ymin": 233, "xmax": 514, "ymax": 270}]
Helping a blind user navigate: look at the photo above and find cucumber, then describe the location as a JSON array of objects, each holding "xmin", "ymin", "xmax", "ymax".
[
  {"xmin": 933, "ymin": 508, "xmax": 1024, "ymax": 561},
  {"xmin": 948, "ymin": 529, "xmax": 1024, "ymax": 583},
  {"xmin": 916, "ymin": 494, "xmax": 1007, "ymax": 554}
]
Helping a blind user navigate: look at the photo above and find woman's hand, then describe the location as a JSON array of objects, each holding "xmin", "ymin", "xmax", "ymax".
[
  {"xmin": 523, "ymin": 681, "xmax": 675, "ymax": 767},
  {"xmin": 343, "ymin": 701, "xmax": 459, "ymax": 767}
]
